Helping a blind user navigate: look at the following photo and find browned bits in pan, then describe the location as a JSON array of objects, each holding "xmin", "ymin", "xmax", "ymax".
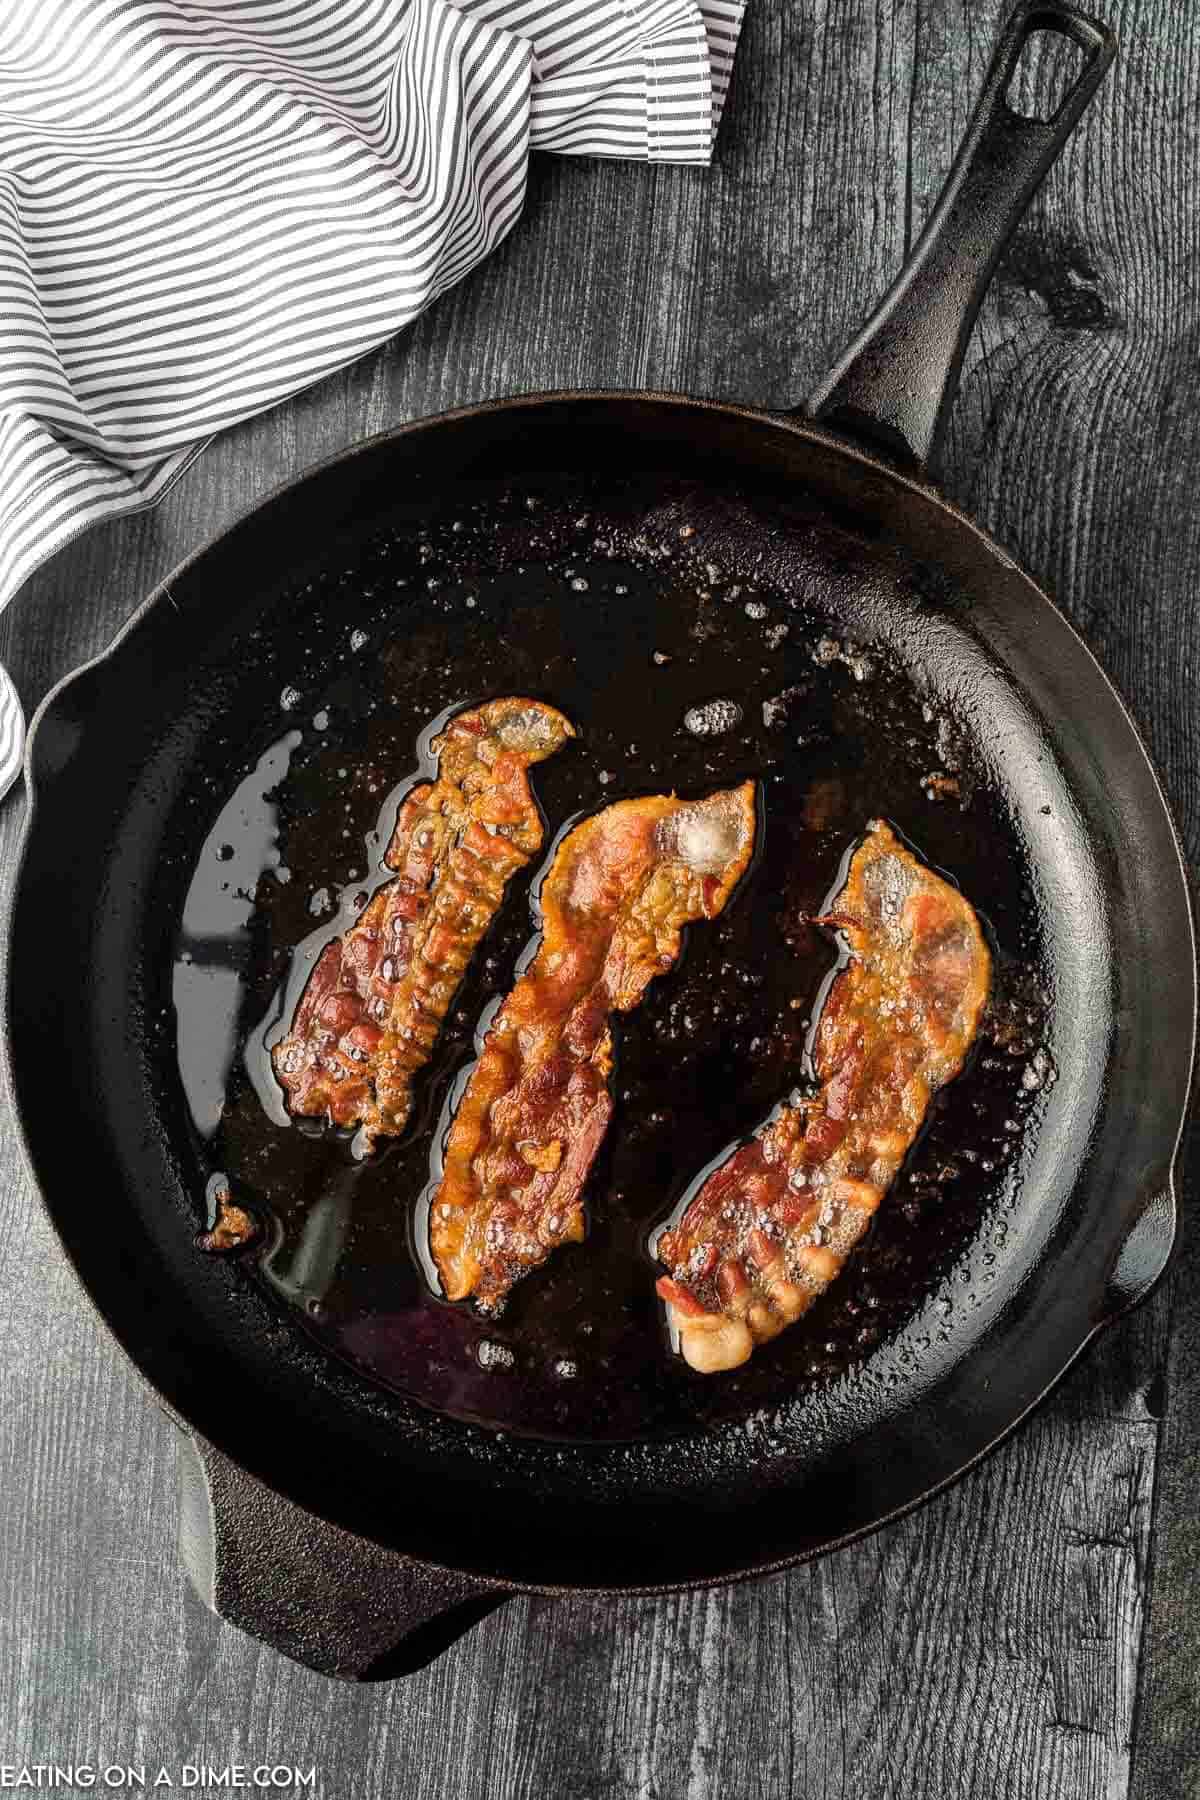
[
  {"xmin": 270, "ymin": 698, "xmax": 573, "ymax": 1145},
  {"xmin": 656, "ymin": 821, "xmax": 991, "ymax": 1373},
  {"xmin": 197, "ymin": 1182, "xmax": 258, "ymax": 1254},
  {"xmin": 430, "ymin": 782, "xmax": 757, "ymax": 1312}
]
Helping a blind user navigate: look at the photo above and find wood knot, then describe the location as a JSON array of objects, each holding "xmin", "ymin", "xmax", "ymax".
[{"xmin": 999, "ymin": 231, "xmax": 1121, "ymax": 334}]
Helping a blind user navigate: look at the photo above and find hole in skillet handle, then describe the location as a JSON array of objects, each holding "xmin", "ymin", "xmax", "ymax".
[
  {"xmin": 800, "ymin": 2, "xmax": 1116, "ymax": 476},
  {"xmin": 1006, "ymin": 25, "xmax": 1088, "ymax": 122}
]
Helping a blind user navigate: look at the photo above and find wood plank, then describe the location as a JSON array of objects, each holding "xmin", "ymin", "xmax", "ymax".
[{"xmin": 0, "ymin": 2, "xmax": 1194, "ymax": 1796}]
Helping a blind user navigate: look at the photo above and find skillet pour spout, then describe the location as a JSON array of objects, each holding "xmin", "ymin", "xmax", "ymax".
[{"xmin": 10, "ymin": 1, "xmax": 1194, "ymax": 1686}]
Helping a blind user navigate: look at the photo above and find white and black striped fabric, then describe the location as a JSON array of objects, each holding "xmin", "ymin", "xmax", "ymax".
[
  {"xmin": 0, "ymin": 665, "xmax": 20, "ymax": 795},
  {"xmin": 0, "ymin": 0, "xmax": 746, "ymax": 800}
]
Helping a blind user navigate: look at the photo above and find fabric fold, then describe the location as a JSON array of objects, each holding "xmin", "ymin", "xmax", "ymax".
[{"xmin": 0, "ymin": 0, "xmax": 746, "ymax": 797}]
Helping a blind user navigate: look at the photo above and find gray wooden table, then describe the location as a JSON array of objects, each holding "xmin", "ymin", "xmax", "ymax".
[{"xmin": 1, "ymin": 3, "xmax": 1197, "ymax": 1795}]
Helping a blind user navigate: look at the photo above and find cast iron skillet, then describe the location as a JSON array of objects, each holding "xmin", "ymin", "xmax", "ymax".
[{"xmin": 7, "ymin": 3, "xmax": 1196, "ymax": 1678}]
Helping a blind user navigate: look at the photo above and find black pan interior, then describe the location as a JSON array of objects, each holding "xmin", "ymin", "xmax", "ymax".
[
  {"xmin": 186, "ymin": 465, "xmax": 1047, "ymax": 1442},
  {"xmin": 10, "ymin": 398, "xmax": 1192, "ymax": 1588}
]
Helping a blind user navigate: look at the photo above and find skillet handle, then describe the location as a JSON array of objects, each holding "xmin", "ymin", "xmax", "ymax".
[
  {"xmin": 177, "ymin": 1434, "xmax": 512, "ymax": 1680},
  {"xmin": 803, "ymin": 2, "xmax": 1116, "ymax": 472}
]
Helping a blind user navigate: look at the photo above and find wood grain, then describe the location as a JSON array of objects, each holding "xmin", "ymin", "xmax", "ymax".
[{"xmin": 0, "ymin": 2, "xmax": 1196, "ymax": 1796}]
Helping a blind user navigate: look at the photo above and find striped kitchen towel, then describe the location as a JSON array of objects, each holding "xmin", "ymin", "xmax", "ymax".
[{"xmin": 0, "ymin": 0, "xmax": 747, "ymax": 800}]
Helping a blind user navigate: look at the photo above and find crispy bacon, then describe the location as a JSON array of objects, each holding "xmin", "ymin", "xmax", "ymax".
[
  {"xmin": 430, "ymin": 782, "xmax": 758, "ymax": 1311},
  {"xmin": 271, "ymin": 698, "xmax": 573, "ymax": 1143},
  {"xmin": 656, "ymin": 820, "xmax": 991, "ymax": 1373}
]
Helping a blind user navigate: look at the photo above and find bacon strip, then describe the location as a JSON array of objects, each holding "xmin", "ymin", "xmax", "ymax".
[
  {"xmin": 431, "ymin": 783, "xmax": 758, "ymax": 1311},
  {"xmin": 271, "ymin": 698, "xmax": 573, "ymax": 1143},
  {"xmin": 656, "ymin": 820, "xmax": 991, "ymax": 1373}
]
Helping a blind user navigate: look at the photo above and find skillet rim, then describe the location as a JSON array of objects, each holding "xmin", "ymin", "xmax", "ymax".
[{"xmin": 5, "ymin": 387, "xmax": 1196, "ymax": 1595}]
